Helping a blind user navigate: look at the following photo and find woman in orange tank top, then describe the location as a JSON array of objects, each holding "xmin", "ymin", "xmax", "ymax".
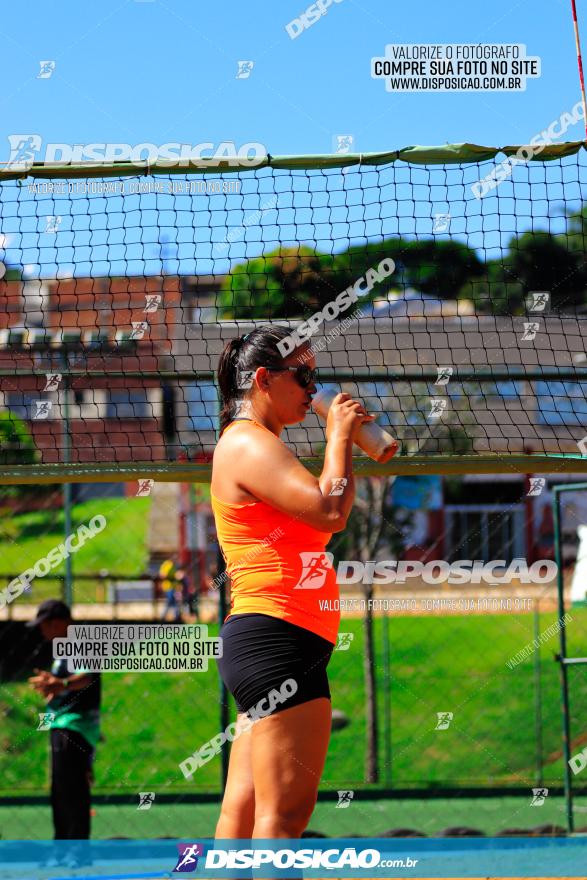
[{"xmin": 210, "ymin": 324, "xmax": 376, "ymax": 843}]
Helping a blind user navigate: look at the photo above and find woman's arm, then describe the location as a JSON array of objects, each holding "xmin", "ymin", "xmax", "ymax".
[{"xmin": 228, "ymin": 394, "xmax": 373, "ymax": 532}]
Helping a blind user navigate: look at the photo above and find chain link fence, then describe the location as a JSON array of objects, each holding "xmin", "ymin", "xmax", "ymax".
[
  {"xmin": 2, "ymin": 598, "xmax": 584, "ymax": 837},
  {"xmin": 1, "ymin": 483, "xmax": 586, "ymax": 838}
]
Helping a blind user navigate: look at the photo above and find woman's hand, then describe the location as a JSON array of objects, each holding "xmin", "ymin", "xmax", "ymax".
[{"xmin": 325, "ymin": 392, "xmax": 375, "ymax": 443}]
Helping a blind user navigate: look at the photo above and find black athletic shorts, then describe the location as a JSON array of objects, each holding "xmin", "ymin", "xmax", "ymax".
[{"xmin": 216, "ymin": 613, "xmax": 335, "ymax": 716}]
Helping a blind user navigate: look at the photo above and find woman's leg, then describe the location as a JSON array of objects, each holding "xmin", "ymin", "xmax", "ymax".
[
  {"xmin": 251, "ymin": 697, "xmax": 331, "ymax": 839},
  {"xmin": 215, "ymin": 713, "xmax": 255, "ymax": 839}
]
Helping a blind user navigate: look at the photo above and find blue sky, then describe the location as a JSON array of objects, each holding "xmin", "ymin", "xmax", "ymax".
[
  {"xmin": 1, "ymin": 0, "xmax": 586, "ymax": 278},
  {"xmin": 1, "ymin": 0, "xmax": 586, "ymax": 157}
]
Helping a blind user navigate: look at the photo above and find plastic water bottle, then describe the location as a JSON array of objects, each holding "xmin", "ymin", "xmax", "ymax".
[{"xmin": 310, "ymin": 388, "xmax": 400, "ymax": 463}]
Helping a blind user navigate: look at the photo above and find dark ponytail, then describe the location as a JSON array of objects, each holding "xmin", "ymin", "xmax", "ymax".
[{"xmin": 217, "ymin": 324, "xmax": 297, "ymax": 437}]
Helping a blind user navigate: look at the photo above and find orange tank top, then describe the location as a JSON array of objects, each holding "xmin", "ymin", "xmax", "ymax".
[{"xmin": 211, "ymin": 419, "xmax": 340, "ymax": 644}]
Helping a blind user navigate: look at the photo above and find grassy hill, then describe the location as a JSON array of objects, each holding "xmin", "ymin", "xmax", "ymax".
[
  {"xmin": 2, "ymin": 496, "xmax": 586, "ymax": 837},
  {"xmin": 3, "ymin": 610, "xmax": 586, "ymax": 801},
  {"xmin": 0, "ymin": 496, "xmax": 151, "ymax": 603}
]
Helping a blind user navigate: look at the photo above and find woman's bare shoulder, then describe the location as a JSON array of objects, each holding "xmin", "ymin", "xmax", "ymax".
[
  {"xmin": 212, "ymin": 422, "xmax": 283, "ymax": 501},
  {"xmin": 216, "ymin": 420, "xmax": 279, "ymax": 452}
]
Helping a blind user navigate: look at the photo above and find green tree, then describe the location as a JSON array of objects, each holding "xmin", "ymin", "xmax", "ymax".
[
  {"xmin": 0, "ymin": 411, "xmax": 50, "ymax": 507},
  {"xmin": 459, "ymin": 229, "xmax": 587, "ymax": 315},
  {"xmin": 565, "ymin": 203, "xmax": 587, "ymax": 257},
  {"xmin": 0, "ymin": 411, "xmax": 37, "ymax": 466},
  {"xmin": 458, "ymin": 255, "xmax": 525, "ymax": 315},
  {"xmin": 217, "ymin": 237, "xmax": 484, "ymax": 321},
  {"xmin": 343, "ymin": 238, "xmax": 483, "ymax": 298},
  {"xmin": 399, "ymin": 240, "xmax": 484, "ymax": 298},
  {"xmin": 513, "ymin": 230, "xmax": 586, "ymax": 311},
  {"xmin": 218, "ymin": 246, "xmax": 357, "ymax": 319},
  {"xmin": 509, "ymin": 231, "xmax": 585, "ymax": 313}
]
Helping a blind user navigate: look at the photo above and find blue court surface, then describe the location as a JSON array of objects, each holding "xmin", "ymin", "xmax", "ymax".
[{"xmin": 0, "ymin": 838, "xmax": 586, "ymax": 879}]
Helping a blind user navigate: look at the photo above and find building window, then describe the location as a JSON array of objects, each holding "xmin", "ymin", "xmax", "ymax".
[
  {"xmin": 105, "ymin": 389, "xmax": 150, "ymax": 419},
  {"xmin": 444, "ymin": 504, "xmax": 525, "ymax": 563},
  {"xmin": 5, "ymin": 392, "xmax": 44, "ymax": 420},
  {"xmin": 186, "ymin": 382, "xmax": 219, "ymax": 431},
  {"xmin": 535, "ymin": 381, "xmax": 587, "ymax": 426}
]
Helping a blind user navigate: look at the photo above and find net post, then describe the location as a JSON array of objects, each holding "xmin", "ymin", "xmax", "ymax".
[
  {"xmin": 533, "ymin": 598, "xmax": 544, "ymax": 788},
  {"xmin": 217, "ymin": 543, "xmax": 229, "ymax": 790},
  {"xmin": 553, "ymin": 486, "xmax": 574, "ymax": 833},
  {"xmin": 382, "ymin": 608, "xmax": 392, "ymax": 788},
  {"xmin": 570, "ymin": 0, "xmax": 587, "ymax": 138},
  {"xmin": 62, "ymin": 365, "xmax": 73, "ymax": 609}
]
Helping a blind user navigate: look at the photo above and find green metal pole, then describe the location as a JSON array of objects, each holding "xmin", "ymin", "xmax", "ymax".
[
  {"xmin": 382, "ymin": 608, "xmax": 392, "ymax": 787},
  {"xmin": 553, "ymin": 488, "xmax": 574, "ymax": 833},
  {"xmin": 533, "ymin": 599, "xmax": 543, "ymax": 787},
  {"xmin": 62, "ymin": 362, "xmax": 73, "ymax": 608},
  {"xmin": 217, "ymin": 543, "xmax": 229, "ymax": 790},
  {"xmin": 188, "ymin": 482, "xmax": 199, "ymax": 619}
]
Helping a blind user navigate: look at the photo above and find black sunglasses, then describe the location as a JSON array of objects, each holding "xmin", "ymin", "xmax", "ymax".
[{"xmin": 266, "ymin": 365, "xmax": 319, "ymax": 389}]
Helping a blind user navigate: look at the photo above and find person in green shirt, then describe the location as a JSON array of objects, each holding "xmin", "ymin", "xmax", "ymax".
[{"xmin": 28, "ymin": 599, "xmax": 101, "ymax": 842}]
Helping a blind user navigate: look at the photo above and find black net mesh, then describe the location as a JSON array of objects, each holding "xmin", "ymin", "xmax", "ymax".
[{"xmin": 1, "ymin": 152, "xmax": 587, "ymax": 476}]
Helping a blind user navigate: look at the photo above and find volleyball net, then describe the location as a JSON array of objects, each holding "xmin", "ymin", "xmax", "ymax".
[{"xmin": 1, "ymin": 143, "xmax": 587, "ymax": 483}]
